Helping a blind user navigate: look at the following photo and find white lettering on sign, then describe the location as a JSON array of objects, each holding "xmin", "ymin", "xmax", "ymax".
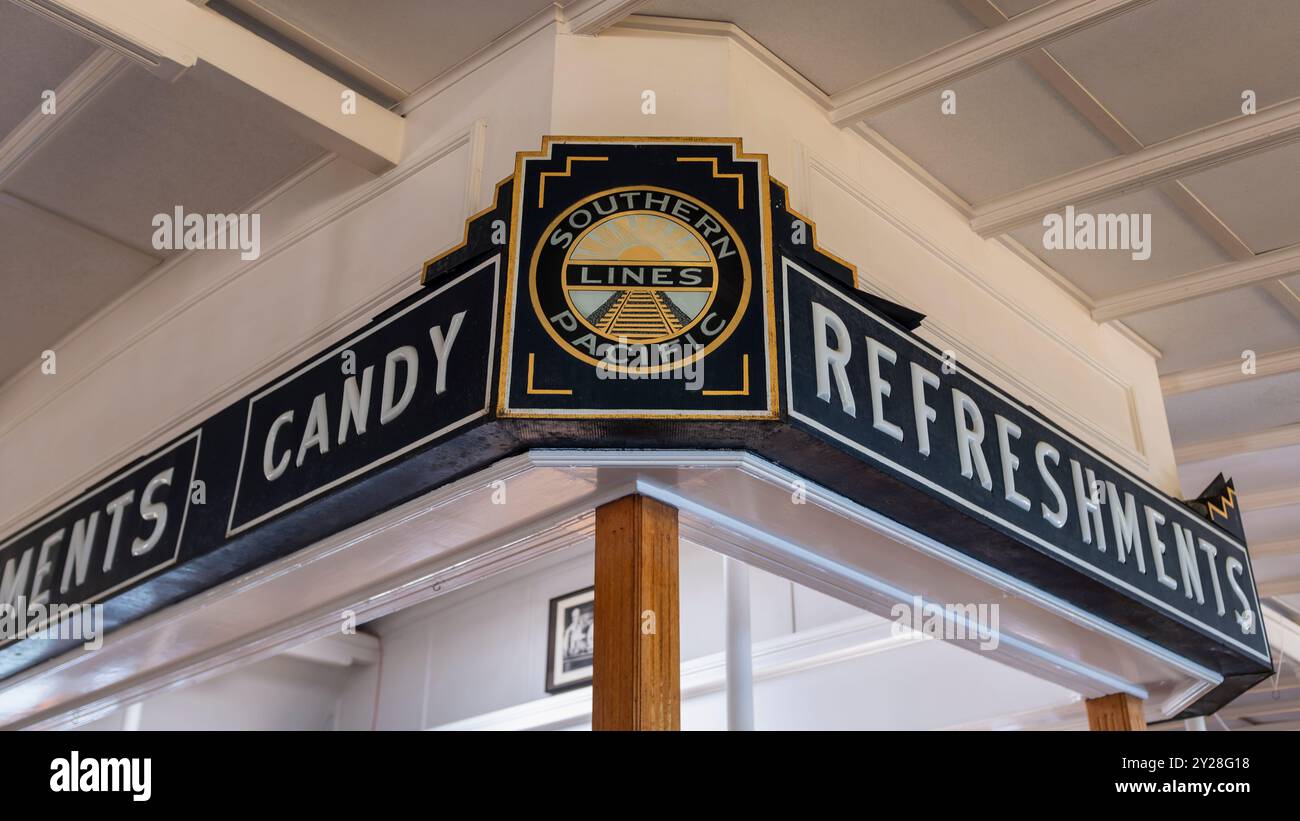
[
  {"xmin": 260, "ymin": 312, "xmax": 466, "ymax": 484},
  {"xmin": 790, "ymin": 270, "xmax": 1261, "ymax": 648}
]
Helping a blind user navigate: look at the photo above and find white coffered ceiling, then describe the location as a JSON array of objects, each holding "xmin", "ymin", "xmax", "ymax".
[{"xmin": 1, "ymin": 0, "xmax": 1296, "ymax": 729}]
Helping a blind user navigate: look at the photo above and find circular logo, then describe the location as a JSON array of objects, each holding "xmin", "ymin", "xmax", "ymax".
[{"xmin": 529, "ymin": 185, "xmax": 750, "ymax": 373}]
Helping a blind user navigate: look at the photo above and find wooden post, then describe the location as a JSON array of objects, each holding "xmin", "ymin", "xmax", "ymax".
[
  {"xmin": 593, "ymin": 494, "xmax": 680, "ymax": 731},
  {"xmin": 1085, "ymin": 693, "xmax": 1147, "ymax": 730}
]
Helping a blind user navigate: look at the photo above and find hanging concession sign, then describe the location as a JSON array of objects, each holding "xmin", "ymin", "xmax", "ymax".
[{"xmin": 0, "ymin": 137, "xmax": 1271, "ymax": 714}]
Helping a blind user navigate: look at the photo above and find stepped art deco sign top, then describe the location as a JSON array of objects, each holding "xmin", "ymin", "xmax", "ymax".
[
  {"xmin": 499, "ymin": 139, "xmax": 777, "ymax": 417},
  {"xmin": 0, "ymin": 138, "xmax": 1272, "ymax": 714}
]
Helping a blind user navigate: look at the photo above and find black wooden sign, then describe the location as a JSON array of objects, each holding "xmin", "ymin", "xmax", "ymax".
[{"xmin": 0, "ymin": 137, "xmax": 1271, "ymax": 716}]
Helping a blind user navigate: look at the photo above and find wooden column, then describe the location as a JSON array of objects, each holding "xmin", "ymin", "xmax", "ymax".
[
  {"xmin": 1085, "ymin": 693, "xmax": 1147, "ymax": 730},
  {"xmin": 593, "ymin": 494, "xmax": 680, "ymax": 731}
]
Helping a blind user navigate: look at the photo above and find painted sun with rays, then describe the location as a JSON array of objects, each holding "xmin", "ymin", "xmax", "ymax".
[{"xmin": 564, "ymin": 212, "xmax": 719, "ymax": 342}]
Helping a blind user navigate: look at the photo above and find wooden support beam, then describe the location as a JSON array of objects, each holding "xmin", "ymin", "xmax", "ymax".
[
  {"xmin": 1085, "ymin": 693, "xmax": 1147, "ymax": 730},
  {"xmin": 593, "ymin": 494, "xmax": 680, "ymax": 731}
]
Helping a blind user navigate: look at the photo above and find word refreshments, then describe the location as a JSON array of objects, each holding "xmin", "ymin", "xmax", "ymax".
[{"xmin": 784, "ymin": 259, "xmax": 1259, "ymax": 651}]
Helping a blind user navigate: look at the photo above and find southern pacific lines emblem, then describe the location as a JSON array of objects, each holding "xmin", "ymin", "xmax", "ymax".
[
  {"xmin": 529, "ymin": 186, "xmax": 751, "ymax": 373},
  {"xmin": 571, "ymin": 212, "xmax": 713, "ymax": 341}
]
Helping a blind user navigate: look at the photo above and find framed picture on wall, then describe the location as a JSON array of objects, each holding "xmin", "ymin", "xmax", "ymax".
[{"xmin": 546, "ymin": 586, "xmax": 595, "ymax": 694}]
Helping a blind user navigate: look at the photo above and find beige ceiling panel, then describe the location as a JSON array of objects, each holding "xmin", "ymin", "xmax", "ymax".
[
  {"xmin": 993, "ymin": 0, "xmax": 1057, "ymax": 15},
  {"xmin": 1124, "ymin": 286, "xmax": 1300, "ymax": 374},
  {"xmin": 244, "ymin": 0, "xmax": 557, "ymax": 94},
  {"xmin": 865, "ymin": 57, "xmax": 1119, "ymax": 203},
  {"xmin": 0, "ymin": 1, "xmax": 98, "ymax": 140},
  {"xmin": 1007, "ymin": 187, "xmax": 1233, "ymax": 300},
  {"xmin": 0, "ymin": 194, "xmax": 158, "ymax": 384},
  {"xmin": 1178, "ymin": 140, "xmax": 1300, "ymax": 254},
  {"xmin": 642, "ymin": 0, "xmax": 985, "ymax": 95},
  {"xmin": 1242, "ymin": 508, "xmax": 1300, "ymax": 554},
  {"xmin": 1165, "ymin": 370, "xmax": 1300, "ymax": 446},
  {"xmin": 1180, "ymin": 442, "xmax": 1300, "ymax": 500},
  {"xmin": 1041, "ymin": 0, "xmax": 1300, "ymax": 145},
  {"xmin": 5, "ymin": 63, "xmax": 322, "ymax": 257}
]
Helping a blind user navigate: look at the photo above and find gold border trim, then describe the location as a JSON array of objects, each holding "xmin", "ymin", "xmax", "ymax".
[
  {"xmin": 419, "ymin": 175, "xmax": 514, "ymax": 285},
  {"xmin": 769, "ymin": 176, "xmax": 859, "ymax": 289},
  {"xmin": 493, "ymin": 136, "xmax": 781, "ymax": 420}
]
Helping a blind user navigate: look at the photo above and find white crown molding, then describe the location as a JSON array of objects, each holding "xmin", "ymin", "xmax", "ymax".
[
  {"xmin": 562, "ymin": 0, "xmax": 655, "ymax": 36},
  {"xmin": 615, "ymin": 14, "xmax": 832, "ymax": 107}
]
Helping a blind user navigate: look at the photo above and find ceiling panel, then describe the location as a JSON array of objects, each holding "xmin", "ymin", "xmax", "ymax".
[
  {"xmin": 1041, "ymin": 0, "xmax": 1300, "ymax": 146},
  {"xmin": 0, "ymin": 1, "xmax": 98, "ymax": 140},
  {"xmin": 0, "ymin": 193, "xmax": 158, "ymax": 384},
  {"xmin": 243, "ymin": 0, "xmax": 558, "ymax": 94},
  {"xmin": 1180, "ymin": 442, "xmax": 1300, "ymax": 499},
  {"xmin": 1241, "ymin": 507, "xmax": 1300, "ymax": 554},
  {"xmin": 1179, "ymin": 140, "xmax": 1300, "ymax": 254},
  {"xmin": 1006, "ymin": 187, "xmax": 1233, "ymax": 300},
  {"xmin": 1164, "ymin": 370, "xmax": 1300, "ymax": 446},
  {"xmin": 642, "ymin": 0, "xmax": 985, "ymax": 95},
  {"xmin": 865, "ymin": 57, "xmax": 1120, "ymax": 203},
  {"xmin": 1123, "ymin": 286, "xmax": 1300, "ymax": 374},
  {"xmin": 5, "ymin": 63, "xmax": 322, "ymax": 256}
]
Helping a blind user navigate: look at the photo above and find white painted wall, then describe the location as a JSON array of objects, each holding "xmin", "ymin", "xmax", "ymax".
[
  {"xmin": 76, "ymin": 655, "xmax": 348, "ymax": 731},
  {"xmin": 79, "ymin": 540, "xmax": 1076, "ymax": 731}
]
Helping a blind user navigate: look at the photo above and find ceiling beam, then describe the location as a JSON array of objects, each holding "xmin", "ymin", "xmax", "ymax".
[
  {"xmin": 21, "ymin": 0, "xmax": 404, "ymax": 173},
  {"xmin": 1161, "ymin": 345, "xmax": 1300, "ymax": 396},
  {"xmin": 219, "ymin": 0, "xmax": 408, "ymax": 101},
  {"xmin": 827, "ymin": 0, "xmax": 1153, "ymax": 126},
  {"xmin": 1174, "ymin": 422, "xmax": 1300, "ymax": 464},
  {"xmin": 564, "ymin": 0, "xmax": 656, "ymax": 35},
  {"xmin": 1260, "ymin": 576, "xmax": 1300, "ymax": 598},
  {"xmin": 282, "ymin": 631, "xmax": 379, "ymax": 667},
  {"xmin": 1090, "ymin": 242, "xmax": 1300, "ymax": 322},
  {"xmin": 956, "ymin": 0, "xmax": 1300, "ymax": 327},
  {"xmin": 970, "ymin": 97, "xmax": 1300, "ymax": 237},
  {"xmin": 0, "ymin": 48, "xmax": 127, "ymax": 185},
  {"xmin": 1242, "ymin": 485, "xmax": 1300, "ymax": 513},
  {"xmin": 1254, "ymin": 538, "xmax": 1300, "ymax": 558},
  {"xmin": 1236, "ymin": 718, "xmax": 1300, "ymax": 731}
]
